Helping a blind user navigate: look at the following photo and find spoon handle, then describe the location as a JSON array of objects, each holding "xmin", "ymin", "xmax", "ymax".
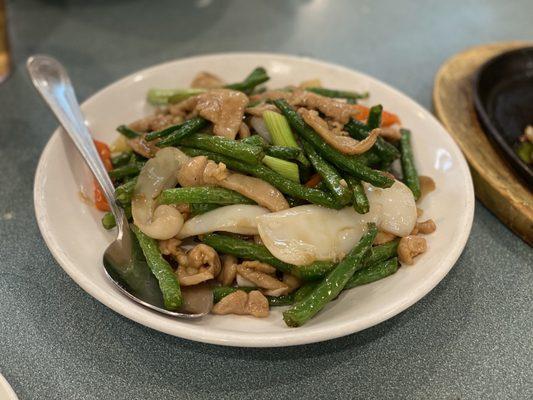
[{"xmin": 27, "ymin": 55, "xmax": 125, "ymax": 231}]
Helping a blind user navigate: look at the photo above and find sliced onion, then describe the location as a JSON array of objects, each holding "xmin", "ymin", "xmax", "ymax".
[
  {"xmin": 132, "ymin": 147, "xmax": 190, "ymax": 240},
  {"xmin": 249, "ymin": 116, "xmax": 272, "ymax": 143},
  {"xmin": 178, "ymin": 205, "xmax": 270, "ymax": 239}
]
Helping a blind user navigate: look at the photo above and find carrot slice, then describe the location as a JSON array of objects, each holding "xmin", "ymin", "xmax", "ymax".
[
  {"xmin": 305, "ymin": 173, "xmax": 322, "ymax": 188},
  {"xmin": 353, "ymin": 105, "xmax": 401, "ymax": 127},
  {"xmin": 93, "ymin": 140, "xmax": 112, "ymax": 211}
]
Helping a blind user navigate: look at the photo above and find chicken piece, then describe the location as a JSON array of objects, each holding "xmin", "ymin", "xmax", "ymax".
[
  {"xmin": 191, "ymin": 71, "xmax": 225, "ymax": 89},
  {"xmin": 177, "ymin": 156, "xmax": 289, "ymax": 212},
  {"xmin": 416, "ymin": 219, "xmax": 436, "ymax": 234},
  {"xmin": 236, "ymin": 264, "xmax": 289, "ymax": 297},
  {"xmin": 158, "ymin": 238, "xmax": 189, "ymax": 266},
  {"xmin": 211, "ymin": 290, "xmax": 269, "ymax": 318},
  {"xmin": 299, "ymin": 108, "xmax": 378, "ymax": 155},
  {"xmin": 217, "ymin": 255, "xmax": 238, "ymax": 286},
  {"xmin": 376, "ymin": 127, "xmax": 402, "ymax": 141},
  {"xmin": 418, "ymin": 176, "xmax": 436, "ymax": 201},
  {"xmin": 374, "ymin": 231, "xmax": 397, "ymax": 245},
  {"xmin": 398, "ymin": 236, "xmax": 427, "ymax": 265},
  {"xmin": 177, "ymin": 244, "xmax": 221, "ymax": 286},
  {"xmin": 282, "ymin": 273, "xmax": 301, "ymax": 293},
  {"xmin": 127, "ymin": 133, "xmax": 161, "ymax": 158},
  {"xmin": 245, "ymin": 103, "xmax": 280, "ymax": 117},
  {"xmin": 240, "ymin": 260, "xmax": 276, "ymax": 274},
  {"xmin": 238, "ymin": 122, "xmax": 251, "ymax": 138}
]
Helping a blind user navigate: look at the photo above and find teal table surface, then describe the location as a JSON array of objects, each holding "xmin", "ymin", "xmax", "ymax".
[{"xmin": 0, "ymin": 1, "xmax": 531, "ymax": 399}]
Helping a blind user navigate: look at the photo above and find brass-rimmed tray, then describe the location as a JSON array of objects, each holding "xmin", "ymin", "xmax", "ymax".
[{"xmin": 434, "ymin": 42, "xmax": 533, "ymax": 245}]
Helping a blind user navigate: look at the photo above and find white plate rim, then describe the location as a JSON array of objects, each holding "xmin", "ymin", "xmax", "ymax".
[
  {"xmin": 0, "ymin": 374, "xmax": 19, "ymax": 400},
  {"xmin": 34, "ymin": 52, "xmax": 475, "ymax": 347}
]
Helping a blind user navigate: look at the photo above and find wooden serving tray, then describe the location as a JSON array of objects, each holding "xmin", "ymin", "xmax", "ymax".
[{"xmin": 433, "ymin": 42, "xmax": 533, "ymax": 245}]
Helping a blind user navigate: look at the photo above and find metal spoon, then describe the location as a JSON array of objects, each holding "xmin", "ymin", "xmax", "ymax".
[{"xmin": 27, "ymin": 55, "xmax": 206, "ymax": 319}]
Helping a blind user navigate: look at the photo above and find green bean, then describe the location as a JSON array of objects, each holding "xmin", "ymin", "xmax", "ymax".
[
  {"xmin": 131, "ymin": 225, "xmax": 182, "ymax": 310},
  {"xmin": 344, "ymin": 119, "xmax": 400, "ymax": 163},
  {"xmin": 241, "ymin": 135, "xmax": 269, "ymax": 149},
  {"xmin": 116, "ymin": 125, "xmax": 140, "ymax": 139},
  {"xmin": 213, "ymin": 286, "xmax": 294, "ymax": 306},
  {"xmin": 101, "ymin": 212, "xmax": 117, "ymax": 230},
  {"xmin": 345, "ymin": 257, "xmax": 398, "ymax": 289},
  {"xmin": 345, "ymin": 176, "xmax": 369, "ymax": 214},
  {"xmin": 155, "ymin": 118, "xmax": 208, "ymax": 147},
  {"xmin": 145, "ymin": 122, "xmax": 184, "ymax": 141},
  {"xmin": 190, "ymin": 203, "xmax": 220, "ymax": 216},
  {"xmin": 366, "ymin": 104, "xmax": 383, "ymax": 129},
  {"xmin": 293, "ymin": 282, "xmax": 319, "ymax": 303},
  {"xmin": 180, "ymin": 147, "xmax": 340, "ymax": 208},
  {"xmin": 305, "ymin": 87, "xmax": 369, "ymax": 101},
  {"xmin": 108, "ymin": 163, "xmax": 143, "ymax": 180},
  {"xmin": 301, "ymin": 139, "xmax": 352, "ymax": 205},
  {"xmin": 225, "ymin": 67, "xmax": 269, "ymax": 94},
  {"xmin": 115, "ymin": 178, "xmax": 137, "ymax": 206},
  {"xmin": 265, "ymin": 145, "xmax": 301, "ymax": 161},
  {"xmin": 159, "ymin": 187, "xmax": 255, "ymax": 205},
  {"xmin": 179, "ymin": 133, "xmax": 264, "ymax": 164},
  {"xmin": 283, "ymin": 223, "xmax": 378, "ymax": 327},
  {"xmin": 111, "ymin": 152, "xmax": 133, "ymax": 168},
  {"xmin": 273, "ymin": 99, "xmax": 394, "ymax": 188},
  {"xmin": 399, "ymin": 129, "xmax": 421, "ymax": 199},
  {"xmin": 201, "ymin": 233, "xmax": 335, "ymax": 281},
  {"xmin": 365, "ymin": 239, "xmax": 399, "ymax": 266}
]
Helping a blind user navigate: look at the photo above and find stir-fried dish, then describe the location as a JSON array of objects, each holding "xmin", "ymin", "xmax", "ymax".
[
  {"xmin": 516, "ymin": 125, "xmax": 533, "ymax": 165},
  {"xmin": 93, "ymin": 67, "xmax": 437, "ymax": 327}
]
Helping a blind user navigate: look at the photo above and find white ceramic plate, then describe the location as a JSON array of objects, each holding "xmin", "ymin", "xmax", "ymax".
[
  {"xmin": 0, "ymin": 374, "xmax": 18, "ymax": 400},
  {"xmin": 34, "ymin": 53, "xmax": 474, "ymax": 347}
]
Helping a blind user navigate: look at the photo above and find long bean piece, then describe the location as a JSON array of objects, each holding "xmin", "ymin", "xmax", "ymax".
[
  {"xmin": 225, "ymin": 67, "xmax": 269, "ymax": 94},
  {"xmin": 344, "ymin": 119, "xmax": 400, "ymax": 163},
  {"xmin": 116, "ymin": 125, "xmax": 140, "ymax": 139},
  {"xmin": 366, "ymin": 104, "xmax": 383, "ymax": 129},
  {"xmin": 399, "ymin": 129, "xmax": 421, "ymax": 199},
  {"xmin": 265, "ymin": 145, "xmax": 301, "ymax": 161},
  {"xmin": 108, "ymin": 163, "xmax": 143, "ymax": 180},
  {"xmin": 115, "ymin": 178, "xmax": 137, "ymax": 206},
  {"xmin": 159, "ymin": 187, "xmax": 255, "ymax": 205},
  {"xmin": 155, "ymin": 118, "xmax": 208, "ymax": 146},
  {"xmin": 201, "ymin": 233, "xmax": 336, "ymax": 281},
  {"xmin": 283, "ymin": 223, "xmax": 378, "ymax": 327},
  {"xmin": 301, "ymin": 139, "xmax": 352, "ymax": 205},
  {"xmin": 180, "ymin": 147, "xmax": 340, "ymax": 208},
  {"xmin": 305, "ymin": 87, "xmax": 369, "ymax": 101},
  {"xmin": 345, "ymin": 176, "xmax": 369, "ymax": 214},
  {"xmin": 189, "ymin": 203, "xmax": 220, "ymax": 216},
  {"xmin": 345, "ymin": 257, "xmax": 398, "ymax": 289},
  {"xmin": 273, "ymin": 99, "xmax": 394, "ymax": 188},
  {"xmin": 131, "ymin": 225, "xmax": 182, "ymax": 310},
  {"xmin": 179, "ymin": 133, "xmax": 264, "ymax": 164},
  {"xmin": 145, "ymin": 122, "xmax": 184, "ymax": 141}
]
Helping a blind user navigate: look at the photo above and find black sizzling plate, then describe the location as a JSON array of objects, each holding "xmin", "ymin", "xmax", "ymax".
[{"xmin": 473, "ymin": 47, "xmax": 533, "ymax": 186}]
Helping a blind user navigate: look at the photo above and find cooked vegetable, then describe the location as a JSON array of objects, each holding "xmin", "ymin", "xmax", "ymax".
[
  {"xmin": 116, "ymin": 125, "xmax": 140, "ymax": 139},
  {"xmin": 517, "ymin": 141, "xmax": 533, "ymax": 164},
  {"xmin": 241, "ymin": 134, "xmax": 269, "ymax": 148},
  {"xmin": 155, "ymin": 118, "xmax": 209, "ymax": 147},
  {"xmin": 263, "ymin": 110, "xmax": 299, "ymax": 148},
  {"xmin": 180, "ymin": 147, "xmax": 340, "ymax": 208},
  {"xmin": 300, "ymin": 139, "xmax": 351, "ymax": 205},
  {"xmin": 345, "ymin": 257, "xmax": 398, "ymax": 289},
  {"xmin": 262, "ymin": 155, "xmax": 300, "ymax": 182},
  {"xmin": 190, "ymin": 203, "xmax": 220, "ymax": 216},
  {"xmin": 366, "ymin": 239, "xmax": 399, "ymax": 266},
  {"xmin": 108, "ymin": 162, "xmax": 143, "ymax": 180},
  {"xmin": 145, "ymin": 122, "xmax": 183, "ymax": 141},
  {"xmin": 179, "ymin": 133, "xmax": 264, "ymax": 164},
  {"xmin": 282, "ymin": 223, "xmax": 377, "ymax": 327},
  {"xmin": 111, "ymin": 151, "xmax": 133, "ymax": 168},
  {"xmin": 353, "ymin": 104, "xmax": 401, "ymax": 127},
  {"xmin": 345, "ymin": 176, "xmax": 369, "ymax": 214},
  {"xmin": 265, "ymin": 145, "xmax": 301, "ymax": 160},
  {"xmin": 273, "ymin": 99, "xmax": 394, "ymax": 188},
  {"xmin": 305, "ymin": 87, "xmax": 369, "ymax": 101},
  {"xmin": 225, "ymin": 67, "xmax": 269, "ymax": 94},
  {"xmin": 131, "ymin": 225, "xmax": 182, "ymax": 310},
  {"xmin": 159, "ymin": 187, "xmax": 255, "ymax": 205},
  {"xmin": 131, "ymin": 148, "xmax": 188, "ymax": 240},
  {"xmin": 344, "ymin": 119, "xmax": 400, "ymax": 163},
  {"xmin": 177, "ymin": 205, "xmax": 269, "ymax": 239},
  {"xmin": 115, "ymin": 178, "xmax": 137, "ymax": 206},
  {"xmin": 201, "ymin": 233, "xmax": 335, "ymax": 281},
  {"xmin": 147, "ymin": 88, "xmax": 205, "ymax": 105},
  {"xmin": 399, "ymin": 129, "xmax": 421, "ymax": 199},
  {"xmin": 366, "ymin": 104, "xmax": 383, "ymax": 129},
  {"xmin": 101, "ymin": 212, "xmax": 117, "ymax": 230},
  {"xmin": 93, "ymin": 140, "xmax": 113, "ymax": 211}
]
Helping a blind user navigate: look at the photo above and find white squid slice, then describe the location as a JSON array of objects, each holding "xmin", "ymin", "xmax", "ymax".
[
  {"xmin": 257, "ymin": 180, "xmax": 417, "ymax": 265},
  {"xmin": 178, "ymin": 205, "xmax": 270, "ymax": 239}
]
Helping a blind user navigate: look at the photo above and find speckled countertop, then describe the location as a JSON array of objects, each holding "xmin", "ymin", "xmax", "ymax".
[{"xmin": 0, "ymin": 1, "xmax": 532, "ymax": 399}]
